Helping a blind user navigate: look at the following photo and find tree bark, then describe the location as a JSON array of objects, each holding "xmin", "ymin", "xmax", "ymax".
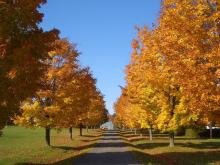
[
  {"xmin": 45, "ymin": 127, "xmax": 50, "ymax": 146},
  {"xmin": 79, "ymin": 123, "xmax": 83, "ymax": 136},
  {"xmin": 122, "ymin": 125, "xmax": 125, "ymax": 131},
  {"xmin": 69, "ymin": 127, "xmax": 73, "ymax": 140},
  {"xmin": 149, "ymin": 128, "xmax": 153, "ymax": 141},
  {"xmin": 169, "ymin": 132, "xmax": 175, "ymax": 147},
  {"xmin": 168, "ymin": 88, "xmax": 176, "ymax": 147},
  {"xmin": 209, "ymin": 123, "xmax": 213, "ymax": 139},
  {"xmin": 139, "ymin": 129, "xmax": 143, "ymax": 137},
  {"xmin": 86, "ymin": 125, "xmax": 89, "ymax": 133},
  {"xmin": 134, "ymin": 128, "xmax": 137, "ymax": 135}
]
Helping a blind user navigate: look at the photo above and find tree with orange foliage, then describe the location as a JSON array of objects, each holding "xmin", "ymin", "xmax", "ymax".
[
  {"xmin": 0, "ymin": 0, "xmax": 59, "ymax": 130},
  {"xmin": 156, "ymin": 0, "xmax": 220, "ymax": 140},
  {"xmin": 14, "ymin": 39, "xmax": 79, "ymax": 145},
  {"xmin": 15, "ymin": 39, "xmax": 108, "ymax": 144},
  {"xmin": 124, "ymin": 39, "xmax": 160, "ymax": 140},
  {"xmin": 116, "ymin": 0, "xmax": 220, "ymax": 147}
]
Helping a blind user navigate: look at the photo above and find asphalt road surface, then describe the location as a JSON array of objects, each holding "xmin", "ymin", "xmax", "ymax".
[{"xmin": 72, "ymin": 130, "xmax": 141, "ymax": 165}]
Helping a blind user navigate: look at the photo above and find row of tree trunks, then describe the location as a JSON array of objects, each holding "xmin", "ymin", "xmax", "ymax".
[
  {"xmin": 44, "ymin": 125, "xmax": 103, "ymax": 146},
  {"xmin": 129, "ymin": 125, "xmax": 215, "ymax": 147},
  {"xmin": 129, "ymin": 128, "xmax": 154, "ymax": 141}
]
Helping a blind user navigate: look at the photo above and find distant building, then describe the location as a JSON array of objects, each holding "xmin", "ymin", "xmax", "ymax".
[{"xmin": 100, "ymin": 121, "xmax": 114, "ymax": 130}]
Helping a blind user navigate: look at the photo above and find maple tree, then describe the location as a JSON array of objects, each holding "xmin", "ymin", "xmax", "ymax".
[
  {"xmin": 156, "ymin": 0, "xmax": 220, "ymax": 141},
  {"xmin": 125, "ymin": 39, "xmax": 160, "ymax": 140},
  {"xmin": 14, "ymin": 39, "xmax": 108, "ymax": 144},
  {"xmin": 0, "ymin": 0, "xmax": 59, "ymax": 130},
  {"xmin": 115, "ymin": 0, "xmax": 220, "ymax": 147},
  {"xmin": 55, "ymin": 65, "xmax": 107, "ymax": 137},
  {"xmin": 14, "ymin": 39, "xmax": 77, "ymax": 145},
  {"xmin": 114, "ymin": 88, "xmax": 140, "ymax": 135}
]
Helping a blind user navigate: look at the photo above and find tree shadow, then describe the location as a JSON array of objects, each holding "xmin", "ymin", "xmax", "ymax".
[
  {"xmin": 101, "ymin": 134, "xmax": 120, "ymax": 136},
  {"xmin": 71, "ymin": 150, "xmax": 159, "ymax": 165},
  {"xmin": 15, "ymin": 150, "xmax": 160, "ymax": 165},
  {"xmin": 80, "ymin": 137, "xmax": 100, "ymax": 142},
  {"xmin": 52, "ymin": 142, "xmax": 97, "ymax": 151},
  {"xmin": 124, "ymin": 136, "xmax": 152, "ymax": 142},
  {"xmin": 120, "ymin": 134, "xmax": 139, "ymax": 138},
  {"xmin": 100, "ymin": 137, "xmax": 122, "ymax": 141},
  {"xmin": 176, "ymin": 137, "xmax": 200, "ymax": 140},
  {"xmin": 152, "ymin": 151, "xmax": 220, "ymax": 165},
  {"xmin": 13, "ymin": 130, "xmax": 220, "ymax": 165},
  {"xmin": 13, "ymin": 150, "xmax": 220, "ymax": 165},
  {"xmin": 181, "ymin": 141, "xmax": 220, "ymax": 149},
  {"xmin": 134, "ymin": 142, "xmax": 171, "ymax": 149},
  {"xmin": 82, "ymin": 134, "xmax": 102, "ymax": 138},
  {"xmin": 130, "ymin": 138, "xmax": 220, "ymax": 150},
  {"xmin": 54, "ymin": 142, "xmax": 132, "ymax": 151}
]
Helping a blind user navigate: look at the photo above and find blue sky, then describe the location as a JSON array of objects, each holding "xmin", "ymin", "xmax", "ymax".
[{"xmin": 40, "ymin": 0, "xmax": 161, "ymax": 114}]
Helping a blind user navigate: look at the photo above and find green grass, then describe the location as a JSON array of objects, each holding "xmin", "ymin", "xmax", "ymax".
[
  {"xmin": 121, "ymin": 131, "xmax": 220, "ymax": 165},
  {"xmin": 0, "ymin": 126, "xmax": 101, "ymax": 165}
]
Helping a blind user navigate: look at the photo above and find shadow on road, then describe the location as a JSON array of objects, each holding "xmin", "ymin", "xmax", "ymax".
[
  {"xmin": 15, "ymin": 151, "xmax": 156, "ymax": 165},
  {"xmin": 51, "ymin": 142, "xmax": 97, "ymax": 151},
  {"xmin": 14, "ymin": 130, "xmax": 220, "ymax": 165},
  {"xmin": 15, "ymin": 150, "xmax": 220, "ymax": 165}
]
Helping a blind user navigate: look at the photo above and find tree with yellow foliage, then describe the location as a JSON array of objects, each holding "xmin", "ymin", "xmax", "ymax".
[
  {"xmin": 14, "ymin": 38, "xmax": 108, "ymax": 144},
  {"xmin": 156, "ymin": 0, "xmax": 220, "ymax": 140},
  {"xmin": 116, "ymin": 0, "xmax": 220, "ymax": 147},
  {"xmin": 125, "ymin": 39, "xmax": 161, "ymax": 140},
  {"xmin": 114, "ymin": 88, "xmax": 143, "ymax": 135},
  {"xmin": 14, "ymin": 39, "xmax": 79, "ymax": 145}
]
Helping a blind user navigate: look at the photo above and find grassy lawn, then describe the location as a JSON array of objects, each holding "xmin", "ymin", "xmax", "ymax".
[
  {"xmin": 121, "ymin": 131, "xmax": 220, "ymax": 165},
  {"xmin": 0, "ymin": 126, "xmax": 101, "ymax": 165}
]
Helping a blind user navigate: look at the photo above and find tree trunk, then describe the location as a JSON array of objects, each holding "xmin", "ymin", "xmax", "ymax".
[
  {"xmin": 139, "ymin": 129, "xmax": 143, "ymax": 137},
  {"xmin": 79, "ymin": 123, "xmax": 83, "ymax": 136},
  {"xmin": 168, "ymin": 88, "xmax": 176, "ymax": 147},
  {"xmin": 5, "ymin": 120, "xmax": 8, "ymax": 128},
  {"xmin": 134, "ymin": 128, "xmax": 137, "ymax": 135},
  {"xmin": 149, "ymin": 128, "xmax": 153, "ymax": 141},
  {"xmin": 209, "ymin": 123, "xmax": 213, "ymax": 139},
  {"xmin": 69, "ymin": 127, "xmax": 73, "ymax": 140},
  {"xmin": 169, "ymin": 132, "xmax": 175, "ymax": 147},
  {"xmin": 86, "ymin": 125, "xmax": 89, "ymax": 133},
  {"xmin": 45, "ymin": 127, "xmax": 50, "ymax": 146}
]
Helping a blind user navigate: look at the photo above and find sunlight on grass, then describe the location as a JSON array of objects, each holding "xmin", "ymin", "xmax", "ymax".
[
  {"xmin": 0, "ymin": 126, "xmax": 101, "ymax": 165},
  {"xmin": 121, "ymin": 131, "xmax": 220, "ymax": 165}
]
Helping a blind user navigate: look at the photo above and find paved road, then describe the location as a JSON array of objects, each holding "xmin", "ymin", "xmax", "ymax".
[{"xmin": 72, "ymin": 130, "xmax": 141, "ymax": 165}]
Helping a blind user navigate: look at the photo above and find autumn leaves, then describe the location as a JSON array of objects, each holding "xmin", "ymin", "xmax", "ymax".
[
  {"xmin": 0, "ymin": 0, "xmax": 107, "ymax": 145},
  {"xmin": 114, "ymin": 0, "xmax": 220, "ymax": 147},
  {"xmin": 14, "ymin": 39, "xmax": 108, "ymax": 145}
]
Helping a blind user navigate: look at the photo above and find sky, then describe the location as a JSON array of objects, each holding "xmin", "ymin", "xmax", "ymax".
[{"xmin": 40, "ymin": 0, "xmax": 161, "ymax": 114}]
